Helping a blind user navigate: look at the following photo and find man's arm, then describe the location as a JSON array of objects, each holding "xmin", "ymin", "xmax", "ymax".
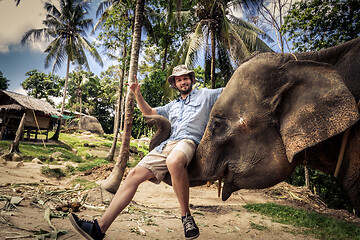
[{"xmin": 126, "ymin": 75, "xmax": 157, "ymax": 116}]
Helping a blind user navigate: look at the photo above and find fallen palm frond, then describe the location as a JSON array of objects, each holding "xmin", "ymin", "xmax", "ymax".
[{"xmin": 0, "ymin": 195, "xmax": 23, "ymax": 211}]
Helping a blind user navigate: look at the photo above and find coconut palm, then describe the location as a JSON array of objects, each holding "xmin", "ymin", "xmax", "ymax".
[
  {"xmin": 174, "ymin": 0, "xmax": 273, "ymax": 89},
  {"xmin": 101, "ymin": 0, "xmax": 145, "ymax": 193},
  {"xmin": 21, "ymin": 0, "xmax": 103, "ymax": 140}
]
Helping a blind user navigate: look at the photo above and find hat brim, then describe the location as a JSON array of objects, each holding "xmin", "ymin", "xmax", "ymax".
[{"xmin": 168, "ymin": 71, "xmax": 196, "ymax": 89}]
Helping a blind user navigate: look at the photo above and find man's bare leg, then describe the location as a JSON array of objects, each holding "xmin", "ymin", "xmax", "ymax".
[
  {"xmin": 166, "ymin": 150, "xmax": 190, "ymax": 216},
  {"xmin": 97, "ymin": 166, "xmax": 155, "ymax": 232}
]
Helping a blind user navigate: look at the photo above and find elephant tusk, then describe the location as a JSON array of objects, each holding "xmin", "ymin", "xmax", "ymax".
[
  {"xmin": 217, "ymin": 177, "xmax": 223, "ymax": 198},
  {"xmin": 334, "ymin": 100, "xmax": 360, "ymax": 177},
  {"xmin": 334, "ymin": 127, "xmax": 351, "ymax": 177}
]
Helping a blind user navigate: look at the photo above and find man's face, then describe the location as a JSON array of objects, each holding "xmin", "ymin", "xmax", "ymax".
[{"xmin": 174, "ymin": 74, "xmax": 193, "ymax": 95}]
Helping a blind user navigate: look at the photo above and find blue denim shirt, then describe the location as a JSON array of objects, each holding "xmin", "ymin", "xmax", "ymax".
[{"xmin": 155, "ymin": 88, "xmax": 223, "ymax": 152}]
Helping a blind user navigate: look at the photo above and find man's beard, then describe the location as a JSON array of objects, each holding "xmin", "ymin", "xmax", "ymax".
[{"xmin": 178, "ymin": 85, "xmax": 192, "ymax": 95}]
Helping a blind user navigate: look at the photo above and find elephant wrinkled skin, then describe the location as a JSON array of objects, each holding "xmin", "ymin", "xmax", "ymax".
[{"xmin": 147, "ymin": 37, "xmax": 360, "ymax": 215}]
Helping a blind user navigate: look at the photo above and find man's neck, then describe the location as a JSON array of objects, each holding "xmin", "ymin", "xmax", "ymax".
[{"xmin": 180, "ymin": 89, "xmax": 192, "ymax": 99}]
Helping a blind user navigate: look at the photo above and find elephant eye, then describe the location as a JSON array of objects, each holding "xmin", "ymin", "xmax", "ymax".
[{"xmin": 211, "ymin": 117, "xmax": 226, "ymax": 135}]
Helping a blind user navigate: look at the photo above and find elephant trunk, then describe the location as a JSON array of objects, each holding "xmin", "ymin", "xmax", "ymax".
[{"xmin": 144, "ymin": 115, "xmax": 171, "ymax": 151}]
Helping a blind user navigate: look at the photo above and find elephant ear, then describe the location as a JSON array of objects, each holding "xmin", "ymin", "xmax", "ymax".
[{"xmin": 275, "ymin": 60, "xmax": 359, "ymax": 163}]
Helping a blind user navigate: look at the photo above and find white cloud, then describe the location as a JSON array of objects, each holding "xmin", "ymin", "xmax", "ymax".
[
  {"xmin": 13, "ymin": 86, "xmax": 27, "ymax": 95},
  {"xmin": 0, "ymin": 0, "xmax": 47, "ymax": 53}
]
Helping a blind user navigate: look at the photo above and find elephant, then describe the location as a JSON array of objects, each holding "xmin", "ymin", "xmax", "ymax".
[{"xmin": 146, "ymin": 37, "xmax": 360, "ymax": 215}]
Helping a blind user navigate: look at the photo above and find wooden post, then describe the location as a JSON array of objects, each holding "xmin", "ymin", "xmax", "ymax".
[
  {"xmin": 0, "ymin": 113, "xmax": 8, "ymax": 140},
  {"xmin": 9, "ymin": 113, "xmax": 26, "ymax": 153}
]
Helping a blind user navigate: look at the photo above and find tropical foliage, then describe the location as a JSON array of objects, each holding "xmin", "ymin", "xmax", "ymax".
[
  {"xmin": 21, "ymin": 70, "xmax": 63, "ymax": 105},
  {"xmin": 282, "ymin": 0, "xmax": 360, "ymax": 51},
  {"xmin": 67, "ymin": 70, "xmax": 116, "ymax": 133},
  {"xmin": 0, "ymin": 71, "xmax": 9, "ymax": 90}
]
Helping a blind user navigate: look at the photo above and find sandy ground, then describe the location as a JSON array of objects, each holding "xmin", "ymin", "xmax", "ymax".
[{"xmin": 0, "ymin": 160, "xmax": 359, "ymax": 240}]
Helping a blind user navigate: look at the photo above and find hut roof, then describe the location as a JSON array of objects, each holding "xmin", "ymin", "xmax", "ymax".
[{"xmin": 0, "ymin": 90, "xmax": 60, "ymax": 116}]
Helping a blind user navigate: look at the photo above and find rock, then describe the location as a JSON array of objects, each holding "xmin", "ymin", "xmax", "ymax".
[
  {"xmin": 32, "ymin": 158, "xmax": 43, "ymax": 164},
  {"xmin": 0, "ymin": 157, "xmax": 7, "ymax": 165},
  {"xmin": 16, "ymin": 161, "xmax": 24, "ymax": 167},
  {"xmin": 83, "ymin": 142, "xmax": 97, "ymax": 148},
  {"xmin": 51, "ymin": 152, "xmax": 63, "ymax": 159}
]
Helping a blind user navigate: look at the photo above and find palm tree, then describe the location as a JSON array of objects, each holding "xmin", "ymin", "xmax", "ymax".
[
  {"xmin": 174, "ymin": 0, "xmax": 273, "ymax": 89},
  {"xmin": 101, "ymin": 0, "xmax": 145, "ymax": 193},
  {"xmin": 21, "ymin": 0, "xmax": 103, "ymax": 140}
]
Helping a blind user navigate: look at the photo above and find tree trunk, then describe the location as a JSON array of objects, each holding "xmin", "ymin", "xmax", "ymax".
[
  {"xmin": 51, "ymin": 57, "xmax": 71, "ymax": 140},
  {"xmin": 162, "ymin": 43, "xmax": 168, "ymax": 71},
  {"xmin": 9, "ymin": 113, "xmax": 26, "ymax": 153},
  {"xmin": 305, "ymin": 166, "xmax": 310, "ymax": 189},
  {"xmin": 101, "ymin": 0, "xmax": 145, "ymax": 193},
  {"xmin": 79, "ymin": 92, "xmax": 82, "ymax": 130},
  {"xmin": 210, "ymin": 24, "xmax": 216, "ymax": 89},
  {"xmin": 120, "ymin": 90, "xmax": 125, "ymax": 131},
  {"xmin": 107, "ymin": 42, "xmax": 128, "ymax": 161}
]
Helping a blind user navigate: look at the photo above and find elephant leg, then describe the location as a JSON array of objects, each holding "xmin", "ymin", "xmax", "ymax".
[{"xmin": 341, "ymin": 123, "xmax": 360, "ymax": 216}]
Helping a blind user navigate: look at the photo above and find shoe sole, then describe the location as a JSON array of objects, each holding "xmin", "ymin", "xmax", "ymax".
[
  {"xmin": 186, "ymin": 232, "xmax": 200, "ymax": 240},
  {"xmin": 69, "ymin": 214, "xmax": 95, "ymax": 240}
]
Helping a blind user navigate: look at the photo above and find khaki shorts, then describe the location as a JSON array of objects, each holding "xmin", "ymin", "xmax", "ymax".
[{"xmin": 137, "ymin": 139, "xmax": 197, "ymax": 184}]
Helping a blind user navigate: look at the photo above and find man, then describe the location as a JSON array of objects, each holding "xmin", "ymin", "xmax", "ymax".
[{"xmin": 70, "ymin": 65, "xmax": 223, "ymax": 240}]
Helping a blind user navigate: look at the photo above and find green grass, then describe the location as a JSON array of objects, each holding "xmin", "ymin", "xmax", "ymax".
[
  {"xmin": 249, "ymin": 222, "xmax": 269, "ymax": 231},
  {"xmin": 77, "ymin": 158, "xmax": 109, "ymax": 172},
  {"xmin": 0, "ymin": 141, "xmax": 83, "ymax": 163},
  {"xmin": 0, "ymin": 132, "xmax": 149, "ymax": 178},
  {"xmin": 244, "ymin": 203, "xmax": 360, "ymax": 240}
]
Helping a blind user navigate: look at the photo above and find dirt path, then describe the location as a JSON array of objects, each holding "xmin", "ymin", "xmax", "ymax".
[{"xmin": 0, "ymin": 161, "xmax": 358, "ymax": 240}]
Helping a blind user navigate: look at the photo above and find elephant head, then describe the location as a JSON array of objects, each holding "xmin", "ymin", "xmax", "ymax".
[{"xmin": 191, "ymin": 53, "xmax": 360, "ymax": 201}]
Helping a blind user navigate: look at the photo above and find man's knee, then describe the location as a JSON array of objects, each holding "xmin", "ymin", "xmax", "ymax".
[
  {"xmin": 166, "ymin": 152, "xmax": 187, "ymax": 172},
  {"xmin": 126, "ymin": 166, "xmax": 154, "ymax": 184}
]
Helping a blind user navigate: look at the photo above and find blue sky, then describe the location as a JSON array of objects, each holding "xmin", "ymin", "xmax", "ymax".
[{"xmin": 0, "ymin": 0, "xmax": 111, "ymax": 94}]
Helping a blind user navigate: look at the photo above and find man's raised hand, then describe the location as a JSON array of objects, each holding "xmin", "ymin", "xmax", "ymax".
[{"xmin": 126, "ymin": 74, "xmax": 141, "ymax": 96}]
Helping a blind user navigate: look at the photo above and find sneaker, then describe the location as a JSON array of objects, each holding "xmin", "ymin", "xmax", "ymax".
[
  {"xmin": 182, "ymin": 215, "xmax": 200, "ymax": 239},
  {"xmin": 69, "ymin": 213, "xmax": 105, "ymax": 240}
]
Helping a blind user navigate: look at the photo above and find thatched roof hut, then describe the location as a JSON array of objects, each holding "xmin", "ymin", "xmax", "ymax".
[
  {"xmin": 0, "ymin": 90, "xmax": 60, "ymax": 141},
  {"xmin": 0, "ymin": 90, "xmax": 60, "ymax": 116}
]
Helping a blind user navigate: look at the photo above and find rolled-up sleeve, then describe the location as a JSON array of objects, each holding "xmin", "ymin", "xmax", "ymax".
[
  {"xmin": 208, "ymin": 88, "xmax": 224, "ymax": 106},
  {"xmin": 155, "ymin": 102, "xmax": 171, "ymax": 119}
]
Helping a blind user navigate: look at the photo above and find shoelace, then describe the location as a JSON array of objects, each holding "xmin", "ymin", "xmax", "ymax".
[
  {"xmin": 77, "ymin": 216, "xmax": 95, "ymax": 224},
  {"xmin": 183, "ymin": 217, "xmax": 196, "ymax": 231}
]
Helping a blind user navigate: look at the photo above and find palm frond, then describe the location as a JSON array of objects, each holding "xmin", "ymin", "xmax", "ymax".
[
  {"xmin": 96, "ymin": 0, "xmax": 114, "ymax": 18},
  {"xmin": 21, "ymin": 28, "xmax": 49, "ymax": 45},
  {"xmin": 76, "ymin": 34, "xmax": 104, "ymax": 67},
  {"xmin": 227, "ymin": 14, "xmax": 273, "ymax": 42},
  {"xmin": 184, "ymin": 21, "xmax": 207, "ymax": 67}
]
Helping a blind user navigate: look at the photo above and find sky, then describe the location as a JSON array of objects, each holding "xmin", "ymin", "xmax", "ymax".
[{"xmin": 0, "ymin": 0, "xmax": 112, "ymax": 95}]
